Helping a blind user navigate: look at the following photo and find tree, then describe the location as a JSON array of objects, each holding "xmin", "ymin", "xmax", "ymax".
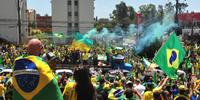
[
  {"xmin": 165, "ymin": 2, "xmax": 175, "ymax": 13},
  {"xmin": 139, "ymin": 4, "xmax": 157, "ymax": 25},
  {"xmin": 128, "ymin": 6, "xmax": 136, "ymax": 22},
  {"xmin": 94, "ymin": 22, "xmax": 103, "ymax": 32},
  {"xmin": 173, "ymin": 0, "xmax": 188, "ymax": 35},
  {"xmin": 111, "ymin": 1, "xmax": 135, "ymax": 29},
  {"xmin": 157, "ymin": 5, "xmax": 164, "ymax": 22},
  {"xmin": 178, "ymin": 3, "xmax": 188, "ymax": 13},
  {"xmin": 33, "ymin": 32, "xmax": 50, "ymax": 45}
]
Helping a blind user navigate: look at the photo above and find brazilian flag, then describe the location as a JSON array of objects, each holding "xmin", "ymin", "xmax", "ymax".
[
  {"xmin": 108, "ymin": 87, "xmax": 125, "ymax": 99},
  {"xmin": 153, "ymin": 33, "xmax": 186, "ymax": 79},
  {"xmin": 70, "ymin": 32, "xmax": 93, "ymax": 52},
  {"xmin": 12, "ymin": 56, "xmax": 63, "ymax": 100}
]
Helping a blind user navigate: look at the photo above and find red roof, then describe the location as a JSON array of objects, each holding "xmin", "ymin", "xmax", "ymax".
[
  {"xmin": 36, "ymin": 15, "xmax": 52, "ymax": 33},
  {"xmin": 178, "ymin": 12, "xmax": 200, "ymax": 22}
]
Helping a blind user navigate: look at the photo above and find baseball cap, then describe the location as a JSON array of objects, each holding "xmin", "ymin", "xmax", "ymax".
[{"xmin": 179, "ymin": 85, "xmax": 188, "ymax": 90}]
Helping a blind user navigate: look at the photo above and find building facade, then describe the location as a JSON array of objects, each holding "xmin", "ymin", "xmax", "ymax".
[
  {"xmin": 36, "ymin": 14, "xmax": 52, "ymax": 33},
  {"xmin": 27, "ymin": 9, "xmax": 37, "ymax": 36},
  {"xmin": 52, "ymin": 0, "xmax": 94, "ymax": 43},
  {"xmin": 178, "ymin": 12, "xmax": 200, "ymax": 35},
  {"xmin": 0, "ymin": 0, "xmax": 28, "ymax": 44}
]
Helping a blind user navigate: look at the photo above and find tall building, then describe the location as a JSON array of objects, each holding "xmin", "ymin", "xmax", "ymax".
[
  {"xmin": 0, "ymin": 0, "xmax": 28, "ymax": 44},
  {"xmin": 52, "ymin": 0, "xmax": 94, "ymax": 43},
  {"xmin": 27, "ymin": 9, "xmax": 37, "ymax": 36}
]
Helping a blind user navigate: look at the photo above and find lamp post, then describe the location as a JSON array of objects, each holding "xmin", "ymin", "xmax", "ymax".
[{"xmin": 175, "ymin": 0, "xmax": 179, "ymax": 24}]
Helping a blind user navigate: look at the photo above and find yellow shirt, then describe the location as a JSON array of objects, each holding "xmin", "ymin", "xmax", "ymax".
[
  {"xmin": 63, "ymin": 82, "xmax": 77, "ymax": 100},
  {"xmin": 0, "ymin": 84, "xmax": 5, "ymax": 96},
  {"xmin": 91, "ymin": 76, "xmax": 97, "ymax": 87},
  {"xmin": 0, "ymin": 76, "xmax": 4, "ymax": 82},
  {"xmin": 143, "ymin": 87, "xmax": 162, "ymax": 100},
  {"xmin": 153, "ymin": 87, "xmax": 162, "ymax": 93},
  {"xmin": 174, "ymin": 95, "xmax": 189, "ymax": 100},
  {"xmin": 82, "ymin": 53, "xmax": 89, "ymax": 60},
  {"xmin": 6, "ymin": 58, "xmax": 11, "ymax": 64},
  {"xmin": 143, "ymin": 91, "xmax": 153, "ymax": 100}
]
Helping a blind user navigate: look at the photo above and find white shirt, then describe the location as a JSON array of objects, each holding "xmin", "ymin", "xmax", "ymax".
[{"xmin": 134, "ymin": 84, "xmax": 146, "ymax": 95}]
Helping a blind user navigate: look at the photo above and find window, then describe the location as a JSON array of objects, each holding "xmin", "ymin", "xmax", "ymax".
[
  {"xmin": 68, "ymin": 31, "xmax": 72, "ymax": 33},
  {"xmin": 74, "ymin": 1, "xmax": 78, "ymax": 6},
  {"xmin": 68, "ymin": 23, "xmax": 72, "ymax": 28},
  {"xmin": 75, "ymin": 23, "xmax": 79, "ymax": 27},
  {"xmin": 74, "ymin": 12, "xmax": 78, "ymax": 16},
  {"xmin": 68, "ymin": 12, "xmax": 72, "ymax": 16},
  {"xmin": 68, "ymin": 0, "xmax": 71, "ymax": 5}
]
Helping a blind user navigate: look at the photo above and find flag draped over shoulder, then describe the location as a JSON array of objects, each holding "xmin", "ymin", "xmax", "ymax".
[
  {"xmin": 12, "ymin": 56, "xmax": 63, "ymax": 100},
  {"xmin": 153, "ymin": 33, "xmax": 186, "ymax": 79},
  {"xmin": 70, "ymin": 33, "xmax": 93, "ymax": 52}
]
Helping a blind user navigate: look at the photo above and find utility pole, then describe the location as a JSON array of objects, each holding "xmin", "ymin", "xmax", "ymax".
[
  {"xmin": 175, "ymin": 0, "xmax": 182, "ymax": 36},
  {"xmin": 175, "ymin": 0, "xmax": 179, "ymax": 24},
  {"xmin": 17, "ymin": 0, "xmax": 21, "ymax": 44},
  {"xmin": 191, "ymin": 16, "xmax": 194, "ymax": 36}
]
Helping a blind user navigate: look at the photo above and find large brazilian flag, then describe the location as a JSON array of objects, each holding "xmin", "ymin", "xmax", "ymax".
[
  {"xmin": 70, "ymin": 32, "xmax": 93, "ymax": 52},
  {"xmin": 12, "ymin": 56, "xmax": 63, "ymax": 100},
  {"xmin": 153, "ymin": 33, "xmax": 186, "ymax": 79}
]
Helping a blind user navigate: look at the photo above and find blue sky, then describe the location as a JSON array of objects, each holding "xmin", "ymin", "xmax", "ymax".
[{"xmin": 27, "ymin": 0, "xmax": 200, "ymax": 18}]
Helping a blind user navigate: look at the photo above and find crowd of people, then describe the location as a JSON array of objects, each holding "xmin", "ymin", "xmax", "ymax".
[{"xmin": 0, "ymin": 38, "xmax": 199, "ymax": 100}]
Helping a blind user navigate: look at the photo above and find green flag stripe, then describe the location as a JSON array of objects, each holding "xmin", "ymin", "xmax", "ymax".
[
  {"xmin": 153, "ymin": 32, "xmax": 186, "ymax": 79},
  {"xmin": 13, "ymin": 79, "xmax": 63, "ymax": 100}
]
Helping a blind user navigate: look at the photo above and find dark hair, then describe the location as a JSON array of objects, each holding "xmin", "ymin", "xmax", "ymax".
[
  {"xmin": 146, "ymin": 82, "xmax": 154, "ymax": 91},
  {"xmin": 74, "ymin": 67, "xmax": 95, "ymax": 100},
  {"xmin": 153, "ymin": 92, "xmax": 162, "ymax": 100},
  {"xmin": 124, "ymin": 88, "xmax": 133, "ymax": 99}
]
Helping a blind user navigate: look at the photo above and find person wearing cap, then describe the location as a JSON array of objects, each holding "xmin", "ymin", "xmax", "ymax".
[
  {"xmin": 42, "ymin": 52, "xmax": 58, "ymax": 71},
  {"xmin": 174, "ymin": 85, "xmax": 190, "ymax": 100},
  {"xmin": 12, "ymin": 39, "xmax": 63, "ymax": 100}
]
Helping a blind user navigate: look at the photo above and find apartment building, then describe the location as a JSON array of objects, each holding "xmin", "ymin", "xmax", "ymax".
[
  {"xmin": 52, "ymin": 0, "xmax": 94, "ymax": 43},
  {"xmin": 0, "ymin": 0, "xmax": 28, "ymax": 44},
  {"xmin": 27, "ymin": 9, "xmax": 37, "ymax": 36}
]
